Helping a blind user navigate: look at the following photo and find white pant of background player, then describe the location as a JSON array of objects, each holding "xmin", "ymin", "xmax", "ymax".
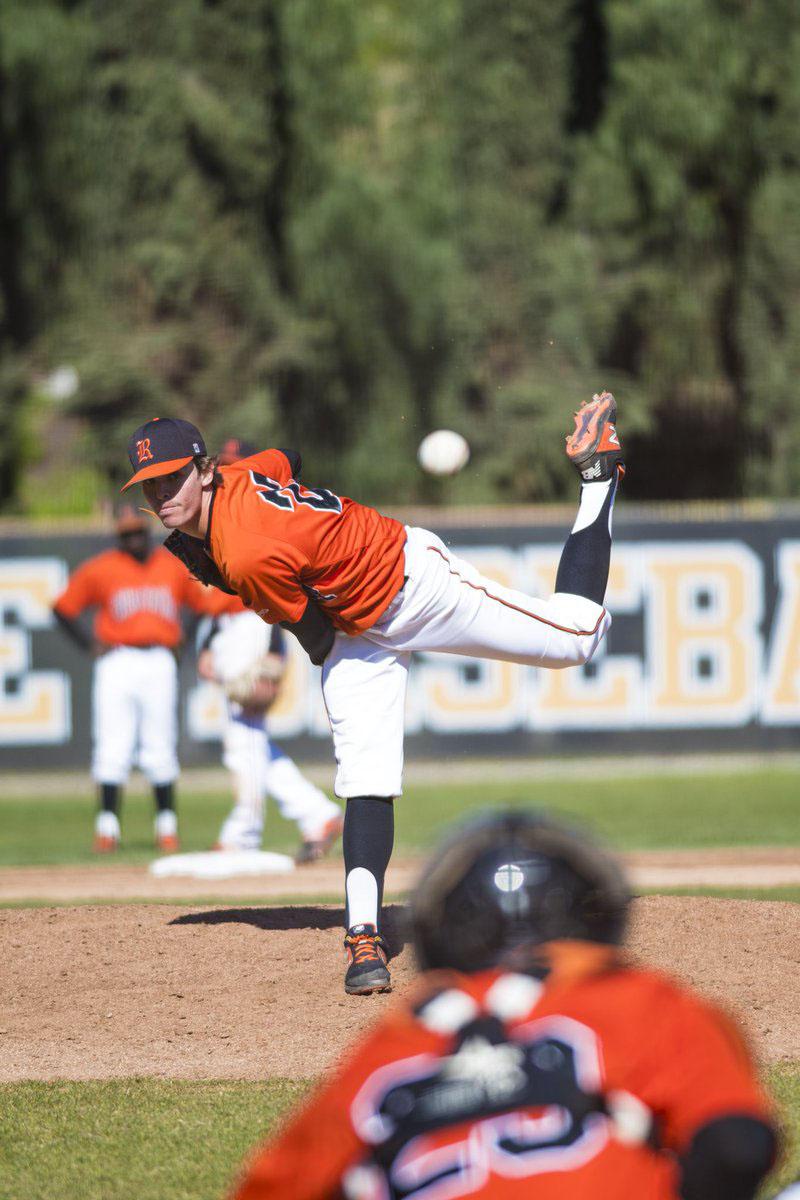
[
  {"xmin": 210, "ymin": 610, "xmax": 340, "ymax": 851},
  {"xmin": 92, "ymin": 645, "xmax": 179, "ymax": 841},
  {"xmin": 322, "ymin": 525, "xmax": 611, "ymax": 798},
  {"xmin": 218, "ymin": 713, "xmax": 340, "ymax": 850}
]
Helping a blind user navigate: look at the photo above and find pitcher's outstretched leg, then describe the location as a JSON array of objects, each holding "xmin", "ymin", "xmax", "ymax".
[{"xmin": 556, "ymin": 391, "xmax": 625, "ymax": 606}]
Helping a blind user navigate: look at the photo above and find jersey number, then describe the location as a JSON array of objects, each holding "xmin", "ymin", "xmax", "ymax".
[
  {"xmin": 353, "ymin": 1017, "xmax": 608, "ymax": 1200},
  {"xmin": 249, "ymin": 471, "xmax": 342, "ymax": 513}
]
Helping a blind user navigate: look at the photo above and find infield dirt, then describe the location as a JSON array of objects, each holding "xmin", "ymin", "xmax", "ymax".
[
  {"xmin": 3, "ymin": 846, "xmax": 800, "ymax": 904},
  {"xmin": 2, "ymin": 892, "xmax": 798, "ymax": 1083}
]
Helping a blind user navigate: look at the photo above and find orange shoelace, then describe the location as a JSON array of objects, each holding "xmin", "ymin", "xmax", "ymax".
[{"xmin": 347, "ymin": 935, "xmax": 384, "ymax": 965}]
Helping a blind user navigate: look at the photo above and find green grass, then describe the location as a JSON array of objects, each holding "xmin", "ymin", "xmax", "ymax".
[
  {"xmin": 0, "ymin": 1078, "xmax": 310, "ymax": 1200},
  {"xmin": 3, "ymin": 887, "xmax": 799, "ymax": 911},
  {"xmin": 770, "ymin": 1066, "xmax": 800, "ymax": 1192},
  {"xmin": 1, "ymin": 1069, "xmax": 797, "ymax": 1200},
  {"xmin": 2, "ymin": 767, "xmax": 800, "ymax": 867},
  {"xmin": 643, "ymin": 886, "xmax": 800, "ymax": 903}
]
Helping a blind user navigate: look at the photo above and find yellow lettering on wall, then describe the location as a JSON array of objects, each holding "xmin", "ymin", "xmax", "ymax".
[
  {"xmin": 0, "ymin": 559, "xmax": 70, "ymax": 745},
  {"xmin": 642, "ymin": 543, "xmax": 761, "ymax": 726},
  {"xmin": 185, "ymin": 681, "xmax": 227, "ymax": 740},
  {"xmin": 761, "ymin": 542, "xmax": 800, "ymax": 724}
]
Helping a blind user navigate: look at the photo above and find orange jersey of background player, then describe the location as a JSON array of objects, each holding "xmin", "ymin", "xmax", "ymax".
[
  {"xmin": 230, "ymin": 946, "xmax": 773, "ymax": 1200},
  {"xmin": 205, "ymin": 449, "xmax": 407, "ymax": 635},
  {"xmin": 54, "ymin": 546, "xmax": 213, "ymax": 648}
]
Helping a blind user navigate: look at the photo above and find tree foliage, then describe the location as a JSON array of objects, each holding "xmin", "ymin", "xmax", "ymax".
[{"xmin": 0, "ymin": 0, "xmax": 797, "ymax": 512}]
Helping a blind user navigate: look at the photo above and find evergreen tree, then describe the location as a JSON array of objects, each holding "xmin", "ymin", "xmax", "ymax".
[
  {"xmin": 738, "ymin": 0, "xmax": 800, "ymax": 496},
  {"xmin": 0, "ymin": 0, "xmax": 91, "ymax": 505},
  {"xmin": 569, "ymin": 0, "xmax": 797, "ymax": 499},
  {"xmin": 1, "ymin": 0, "xmax": 797, "ymax": 510},
  {"xmin": 436, "ymin": 0, "xmax": 647, "ymax": 503}
]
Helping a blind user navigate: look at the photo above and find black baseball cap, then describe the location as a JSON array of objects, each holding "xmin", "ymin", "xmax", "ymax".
[{"xmin": 122, "ymin": 418, "xmax": 206, "ymax": 492}]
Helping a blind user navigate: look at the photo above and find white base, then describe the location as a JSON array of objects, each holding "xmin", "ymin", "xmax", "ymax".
[{"xmin": 149, "ymin": 849, "xmax": 295, "ymax": 879}]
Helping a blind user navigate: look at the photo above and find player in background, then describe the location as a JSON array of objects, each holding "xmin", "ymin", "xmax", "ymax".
[
  {"xmin": 122, "ymin": 393, "xmax": 623, "ymax": 993},
  {"xmin": 198, "ymin": 438, "xmax": 343, "ymax": 862},
  {"xmin": 52, "ymin": 504, "xmax": 215, "ymax": 853},
  {"xmin": 228, "ymin": 810, "xmax": 779, "ymax": 1200}
]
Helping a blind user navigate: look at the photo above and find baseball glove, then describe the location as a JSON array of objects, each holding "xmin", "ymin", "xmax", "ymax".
[
  {"xmin": 164, "ymin": 530, "xmax": 236, "ymax": 595},
  {"xmin": 224, "ymin": 652, "xmax": 285, "ymax": 709}
]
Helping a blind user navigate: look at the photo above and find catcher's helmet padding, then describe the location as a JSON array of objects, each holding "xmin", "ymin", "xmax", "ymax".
[{"xmin": 410, "ymin": 810, "xmax": 631, "ymax": 973}]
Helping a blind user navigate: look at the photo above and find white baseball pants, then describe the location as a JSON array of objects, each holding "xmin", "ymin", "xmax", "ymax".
[
  {"xmin": 218, "ymin": 711, "xmax": 341, "ymax": 849},
  {"xmin": 322, "ymin": 525, "xmax": 611, "ymax": 798},
  {"xmin": 91, "ymin": 645, "xmax": 178, "ymax": 785}
]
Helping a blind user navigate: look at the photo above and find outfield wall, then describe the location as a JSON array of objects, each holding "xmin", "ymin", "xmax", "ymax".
[{"xmin": 1, "ymin": 503, "xmax": 799, "ymax": 767}]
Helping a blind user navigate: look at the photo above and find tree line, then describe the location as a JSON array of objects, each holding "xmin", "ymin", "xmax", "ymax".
[{"xmin": 0, "ymin": 0, "xmax": 798, "ymax": 513}]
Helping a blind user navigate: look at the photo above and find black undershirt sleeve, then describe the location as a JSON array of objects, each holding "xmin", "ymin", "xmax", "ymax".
[
  {"xmin": 279, "ymin": 598, "xmax": 334, "ymax": 665},
  {"xmin": 53, "ymin": 608, "xmax": 93, "ymax": 651},
  {"xmin": 268, "ymin": 624, "xmax": 287, "ymax": 657},
  {"xmin": 679, "ymin": 1115, "xmax": 777, "ymax": 1200},
  {"xmin": 276, "ymin": 448, "xmax": 302, "ymax": 480}
]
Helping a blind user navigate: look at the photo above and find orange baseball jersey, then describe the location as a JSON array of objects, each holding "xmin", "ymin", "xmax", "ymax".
[
  {"xmin": 230, "ymin": 945, "xmax": 772, "ymax": 1200},
  {"xmin": 205, "ymin": 450, "xmax": 407, "ymax": 635},
  {"xmin": 54, "ymin": 547, "xmax": 215, "ymax": 648}
]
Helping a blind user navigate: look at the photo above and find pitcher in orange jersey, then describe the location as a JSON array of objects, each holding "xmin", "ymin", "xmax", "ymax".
[
  {"xmin": 123, "ymin": 398, "xmax": 624, "ymax": 993},
  {"xmin": 52, "ymin": 503, "xmax": 217, "ymax": 852},
  {"xmin": 228, "ymin": 811, "xmax": 779, "ymax": 1200}
]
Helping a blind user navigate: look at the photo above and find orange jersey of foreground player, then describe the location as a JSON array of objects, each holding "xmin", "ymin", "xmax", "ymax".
[
  {"xmin": 230, "ymin": 944, "xmax": 772, "ymax": 1200},
  {"xmin": 54, "ymin": 547, "xmax": 213, "ymax": 648},
  {"xmin": 205, "ymin": 450, "xmax": 407, "ymax": 635}
]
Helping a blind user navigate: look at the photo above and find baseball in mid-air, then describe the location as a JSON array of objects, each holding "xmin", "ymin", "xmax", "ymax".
[{"xmin": 417, "ymin": 429, "xmax": 470, "ymax": 476}]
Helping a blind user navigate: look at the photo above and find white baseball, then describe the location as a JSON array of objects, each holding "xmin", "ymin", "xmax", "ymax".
[{"xmin": 417, "ymin": 429, "xmax": 470, "ymax": 476}]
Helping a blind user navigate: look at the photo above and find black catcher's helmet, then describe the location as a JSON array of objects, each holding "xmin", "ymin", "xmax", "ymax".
[{"xmin": 409, "ymin": 809, "xmax": 631, "ymax": 974}]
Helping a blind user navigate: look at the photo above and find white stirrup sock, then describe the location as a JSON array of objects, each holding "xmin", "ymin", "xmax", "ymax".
[
  {"xmin": 346, "ymin": 867, "xmax": 379, "ymax": 929},
  {"xmin": 571, "ymin": 475, "xmax": 617, "ymax": 534},
  {"xmin": 155, "ymin": 808, "xmax": 178, "ymax": 838}
]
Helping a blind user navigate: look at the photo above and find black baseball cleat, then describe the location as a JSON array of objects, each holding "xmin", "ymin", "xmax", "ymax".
[
  {"xmin": 565, "ymin": 390, "xmax": 625, "ymax": 483},
  {"xmin": 344, "ymin": 924, "xmax": 392, "ymax": 995}
]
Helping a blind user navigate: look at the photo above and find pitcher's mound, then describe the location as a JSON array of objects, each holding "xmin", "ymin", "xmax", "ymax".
[{"xmin": 1, "ymin": 895, "xmax": 797, "ymax": 1082}]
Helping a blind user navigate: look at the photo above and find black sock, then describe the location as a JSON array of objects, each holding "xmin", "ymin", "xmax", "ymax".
[
  {"xmin": 343, "ymin": 796, "xmax": 395, "ymax": 931},
  {"xmin": 554, "ymin": 470, "xmax": 620, "ymax": 605},
  {"xmin": 99, "ymin": 783, "xmax": 120, "ymax": 815},
  {"xmin": 154, "ymin": 783, "xmax": 175, "ymax": 813}
]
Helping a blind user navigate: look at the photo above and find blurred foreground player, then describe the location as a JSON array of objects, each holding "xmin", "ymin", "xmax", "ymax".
[
  {"xmin": 52, "ymin": 504, "xmax": 213, "ymax": 852},
  {"xmin": 230, "ymin": 811, "xmax": 778, "ymax": 1200},
  {"xmin": 197, "ymin": 436, "xmax": 343, "ymax": 860},
  {"xmin": 122, "ymin": 392, "xmax": 624, "ymax": 994}
]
